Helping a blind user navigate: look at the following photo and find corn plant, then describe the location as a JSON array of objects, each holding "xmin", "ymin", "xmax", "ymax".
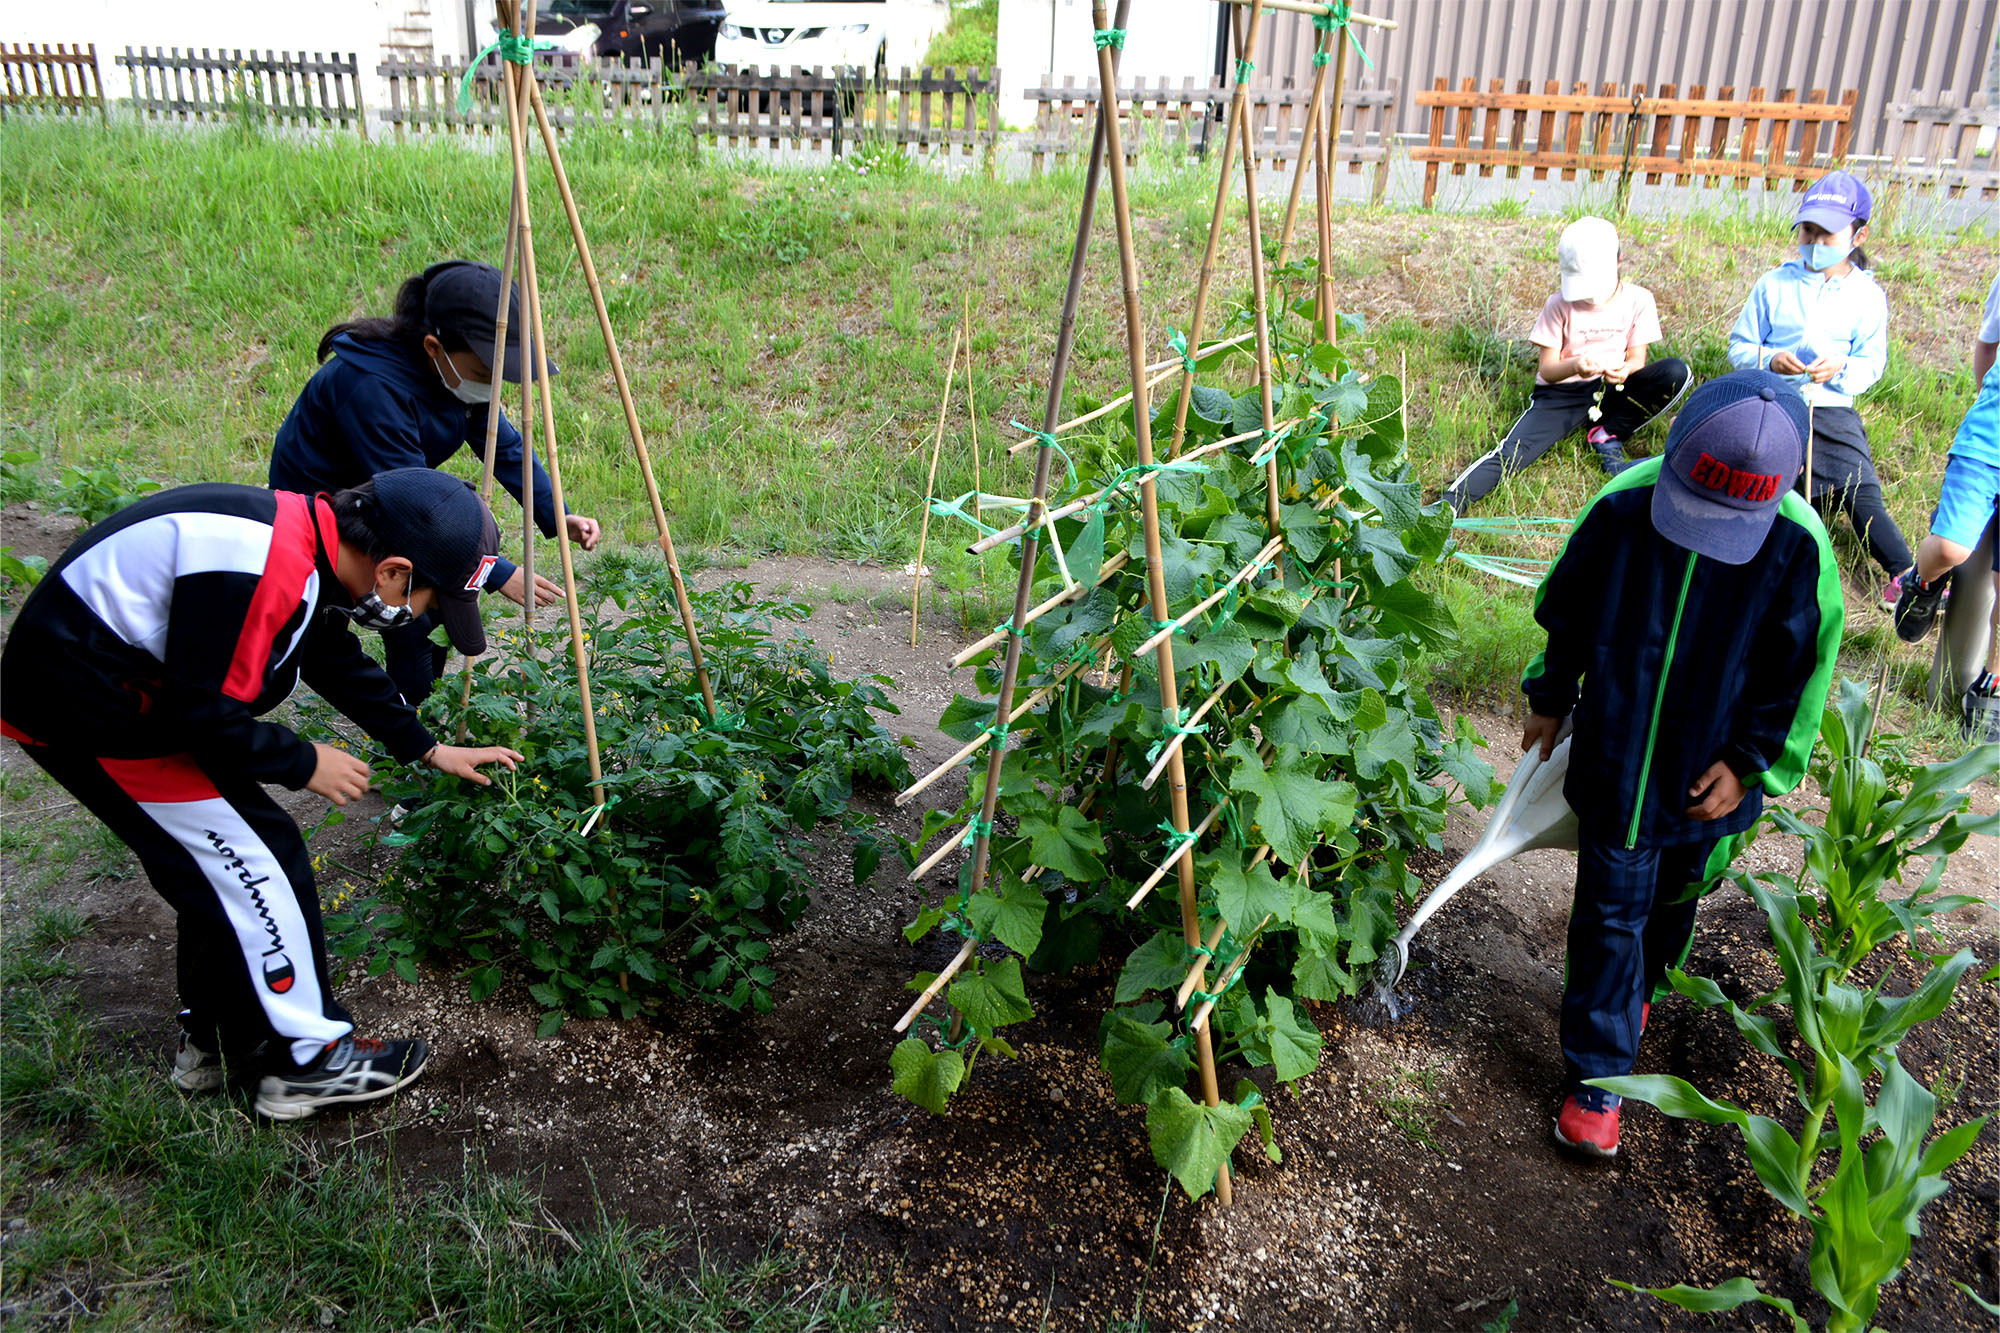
[{"xmin": 1594, "ymin": 681, "xmax": 1997, "ymax": 1331}]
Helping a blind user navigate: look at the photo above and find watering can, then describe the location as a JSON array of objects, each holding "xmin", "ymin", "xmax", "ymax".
[{"xmin": 1380, "ymin": 723, "xmax": 1579, "ymax": 990}]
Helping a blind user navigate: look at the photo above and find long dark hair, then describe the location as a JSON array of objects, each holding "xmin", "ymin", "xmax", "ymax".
[{"xmin": 315, "ymin": 271, "xmax": 471, "ymax": 363}]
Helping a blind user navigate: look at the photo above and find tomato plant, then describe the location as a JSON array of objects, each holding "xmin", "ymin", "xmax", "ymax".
[
  {"xmin": 893, "ymin": 277, "xmax": 1495, "ymax": 1195},
  {"xmin": 330, "ymin": 561, "xmax": 912, "ymax": 1035}
]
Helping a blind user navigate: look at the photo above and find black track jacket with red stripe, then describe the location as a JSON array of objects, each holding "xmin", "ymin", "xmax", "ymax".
[{"xmin": 1, "ymin": 484, "xmax": 436, "ymax": 785}]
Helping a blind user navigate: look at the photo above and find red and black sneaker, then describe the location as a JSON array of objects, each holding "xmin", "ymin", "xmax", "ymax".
[
  {"xmin": 254, "ymin": 1033, "xmax": 427, "ymax": 1121},
  {"xmin": 1555, "ymin": 1087, "xmax": 1622, "ymax": 1158}
]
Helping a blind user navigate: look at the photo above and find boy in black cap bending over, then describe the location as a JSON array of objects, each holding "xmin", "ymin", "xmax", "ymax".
[
  {"xmin": 2, "ymin": 469, "xmax": 521, "ymax": 1120},
  {"xmin": 1519, "ymin": 370, "xmax": 1843, "ymax": 1157}
]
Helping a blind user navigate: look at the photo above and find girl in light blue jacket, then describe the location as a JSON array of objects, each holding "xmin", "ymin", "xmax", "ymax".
[{"xmin": 1728, "ymin": 171, "xmax": 1914, "ymax": 601}]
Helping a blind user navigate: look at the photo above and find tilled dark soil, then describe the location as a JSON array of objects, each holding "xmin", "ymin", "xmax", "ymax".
[{"xmin": 9, "ymin": 554, "xmax": 1998, "ymax": 1332}]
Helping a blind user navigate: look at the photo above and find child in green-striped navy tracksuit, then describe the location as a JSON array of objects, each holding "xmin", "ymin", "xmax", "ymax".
[{"xmin": 1520, "ymin": 370, "xmax": 1843, "ymax": 1159}]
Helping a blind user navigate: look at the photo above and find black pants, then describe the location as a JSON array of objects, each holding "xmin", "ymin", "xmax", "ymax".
[
  {"xmin": 381, "ymin": 611, "xmax": 448, "ymax": 706},
  {"xmin": 1444, "ymin": 358, "xmax": 1692, "ymax": 513},
  {"xmin": 20, "ymin": 743, "xmax": 352, "ymax": 1075},
  {"xmin": 1561, "ymin": 830, "xmax": 1724, "ymax": 1087},
  {"xmin": 1801, "ymin": 405, "xmax": 1913, "ymax": 577}
]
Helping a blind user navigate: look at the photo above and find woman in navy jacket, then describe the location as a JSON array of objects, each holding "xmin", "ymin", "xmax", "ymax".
[{"xmin": 270, "ymin": 260, "xmax": 601, "ymax": 701}]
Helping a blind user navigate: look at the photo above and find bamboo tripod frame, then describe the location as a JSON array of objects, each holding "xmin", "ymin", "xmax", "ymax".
[
  {"xmin": 895, "ymin": 0, "xmax": 1388, "ymax": 1205},
  {"xmin": 453, "ymin": 0, "xmax": 719, "ymax": 797}
]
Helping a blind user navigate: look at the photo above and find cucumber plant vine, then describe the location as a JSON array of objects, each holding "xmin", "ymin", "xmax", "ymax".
[{"xmin": 892, "ymin": 273, "xmax": 1494, "ymax": 1197}]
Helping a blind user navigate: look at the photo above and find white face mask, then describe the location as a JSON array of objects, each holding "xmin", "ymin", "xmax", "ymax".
[{"xmin": 432, "ymin": 348, "xmax": 495, "ymax": 406}]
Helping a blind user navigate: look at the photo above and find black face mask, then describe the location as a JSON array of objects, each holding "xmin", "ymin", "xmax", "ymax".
[{"xmin": 337, "ymin": 589, "xmax": 417, "ymax": 632}]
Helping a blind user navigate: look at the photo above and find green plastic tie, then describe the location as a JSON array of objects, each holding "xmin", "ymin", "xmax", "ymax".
[
  {"xmin": 685, "ymin": 692, "xmax": 745, "ymax": 732},
  {"xmin": 985, "ymin": 721, "xmax": 1012, "ymax": 743},
  {"xmin": 1093, "ymin": 27, "xmax": 1126, "ymax": 50},
  {"xmin": 1167, "ymin": 326, "xmax": 1198, "ymax": 375},
  {"xmin": 1148, "ymin": 618, "xmax": 1184, "ymax": 636},
  {"xmin": 1235, "ymin": 58, "xmax": 1255, "ymax": 83},
  {"xmin": 1312, "ymin": 2, "xmax": 1375, "ymax": 70},
  {"xmin": 1248, "ymin": 421, "xmax": 1295, "ymax": 467},
  {"xmin": 1009, "ymin": 421, "xmax": 1079, "ymax": 494},
  {"xmin": 1146, "ymin": 717, "xmax": 1208, "ymax": 764},
  {"xmin": 1185, "ymin": 944, "xmax": 1214, "ymax": 963},
  {"xmin": 1158, "ymin": 820, "xmax": 1198, "ymax": 856},
  {"xmin": 992, "ymin": 619, "xmax": 1028, "ymax": 638},
  {"xmin": 959, "ymin": 816, "xmax": 995, "ymax": 849},
  {"xmin": 457, "ymin": 31, "xmax": 560, "ymax": 112},
  {"xmin": 1313, "ymin": 50, "xmax": 1331, "ymax": 68},
  {"xmin": 1190, "ymin": 966, "xmax": 1246, "ymax": 1008}
]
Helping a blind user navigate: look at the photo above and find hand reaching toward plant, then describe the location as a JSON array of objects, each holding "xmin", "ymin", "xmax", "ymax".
[
  {"xmin": 424, "ymin": 744, "xmax": 525, "ymax": 785},
  {"xmin": 496, "ymin": 567, "xmax": 564, "ymax": 607},
  {"xmin": 308, "ymin": 742, "xmax": 372, "ymax": 805}
]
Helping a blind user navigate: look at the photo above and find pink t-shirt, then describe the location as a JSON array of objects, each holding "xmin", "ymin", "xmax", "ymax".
[{"xmin": 1529, "ymin": 283, "xmax": 1664, "ymax": 384}]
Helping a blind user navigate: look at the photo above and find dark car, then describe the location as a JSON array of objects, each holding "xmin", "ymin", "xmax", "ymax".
[{"xmin": 528, "ymin": 0, "xmax": 727, "ymax": 64}]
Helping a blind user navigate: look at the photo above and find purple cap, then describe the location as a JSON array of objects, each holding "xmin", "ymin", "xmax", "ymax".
[
  {"xmin": 1651, "ymin": 370, "xmax": 1808, "ymax": 565},
  {"xmin": 1795, "ymin": 170, "xmax": 1871, "ymax": 234}
]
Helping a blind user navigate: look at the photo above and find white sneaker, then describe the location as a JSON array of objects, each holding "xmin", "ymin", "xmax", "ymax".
[
  {"xmin": 253, "ymin": 1034, "xmax": 428, "ymax": 1121},
  {"xmin": 169, "ymin": 1025, "xmax": 225, "ymax": 1094}
]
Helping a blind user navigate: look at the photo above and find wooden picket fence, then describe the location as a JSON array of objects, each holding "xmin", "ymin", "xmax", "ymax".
[
  {"xmin": 379, "ymin": 54, "xmax": 1000, "ymax": 158},
  {"xmin": 0, "ymin": 42, "xmax": 105, "ymax": 120},
  {"xmin": 1023, "ymin": 75, "xmax": 1398, "ymax": 197},
  {"xmin": 1882, "ymin": 93, "xmax": 1999, "ymax": 200},
  {"xmin": 1412, "ymin": 79, "xmax": 1857, "ymax": 206},
  {"xmin": 116, "ymin": 47, "xmax": 367, "ymax": 136}
]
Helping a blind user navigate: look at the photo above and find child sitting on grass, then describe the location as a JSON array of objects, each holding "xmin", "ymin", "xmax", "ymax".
[
  {"xmin": 1520, "ymin": 370, "xmax": 1842, "ymax": 1158},
  {"xmin": 1727, "ymin": 170, "xmax": 1914, "ymax": 605},
  {"xmin": 1442, "ymin": 216, "xmax": 1692, "ymax": 513}
]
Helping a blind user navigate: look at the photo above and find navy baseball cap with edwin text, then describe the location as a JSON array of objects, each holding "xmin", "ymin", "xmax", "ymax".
[
  {"xmin": 1651, "ymin": 371, "xmax": 1809, "ymax": 565},
  {"xmin": 358, "ymin": 468, "xmax": 502, "ymax": 656}
]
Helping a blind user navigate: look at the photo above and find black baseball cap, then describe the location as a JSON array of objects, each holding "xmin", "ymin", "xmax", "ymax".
[
  {"xmin": 1651, "ymin": 371, "xmax": 1809, "ymax": 566},
  {"xmin": 420, "ymin": 260, "xmax": 557, "ymax": 384},
  {"xmin": 361, "ymin": 469, "xmax": 503, "ymax": 656}
]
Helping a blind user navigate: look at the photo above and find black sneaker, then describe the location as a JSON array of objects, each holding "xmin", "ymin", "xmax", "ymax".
[
  {"xmin": 1892, "ymin": 569, "xmax": 1947, "ymax": 642},
  {"xmin": 1964, "ymin": 673, "xmax": 2000, "ymax": 746},
  {"xmin": 254, "ymin": 1034, "xmax": 428, "ymax": 1121}
]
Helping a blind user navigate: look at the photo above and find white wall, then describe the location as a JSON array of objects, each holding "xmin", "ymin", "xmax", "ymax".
[
  {"xmin": 0, "ymin": 0, "xmax": 492, "ymax": 111},
  {"xmin": 996, "ymin": 0, "xmax": 1218, "ymax": 128}
]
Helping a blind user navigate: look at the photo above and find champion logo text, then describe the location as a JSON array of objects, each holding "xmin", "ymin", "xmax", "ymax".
[
  {"xmin": 204, "ymin": 827, "xmax": 297, "ymax": 993},
  {"xmin": 1687, "ymin": 452, "xmax": 1782, "ymax": 503}
]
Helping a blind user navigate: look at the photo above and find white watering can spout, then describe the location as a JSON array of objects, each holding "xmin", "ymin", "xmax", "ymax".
[{"xmin": 1377, "ymin": 723, "xmax": 1580, "ymax": 993}]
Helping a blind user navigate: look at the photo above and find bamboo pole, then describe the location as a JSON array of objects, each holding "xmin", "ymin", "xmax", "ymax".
[
  {"xmin": 1162, "ymin": 7, "xmax": 1263, "ymax": 464},
  {"xmin": 1216, "ymin": 0, "xmax": 1397, "ymax": 25},
  {"xmin": 1233, "ymin": 23, "xmax": 1285, "ymax": 551},
  {"xmin": 453, "ymin": 189, "xmax": 523, "ymax": 746},
  {"xmin": 497, "ymin": 7, "xmax": 602, "ymax": 815},
  {"xmin": 895, "ymin": 938, "xmax": 978, "ymax": 1033},
  {"xmin": 951, "ymin": 553, "xmax": 1131, "ymax": 667},
  {"xmin": 1317, "ymin": 36, "xmax": 1345, "ymax": 346},
  {"xmin": 1174, "ymin": 918, "xmax": 1230, "ymax": 1010},
  {"xmin": 520, "ymin": 68, "xmax": 718, "ymax": 720},
  {"xmin": 1130, "ymin": 536, "xmax": 1285, "ymax": 658},
  {"xmin": 1276, "ymin": 20, "xmax": 1336, "ymax": 265},
  {"xmin": 972, "ymin": 422, "xmax": 1294, "ymax": 554},
  {"xmin": 966, "ymin": 292, "xmax": 986, "ymax": 605},
  {"xmin": 894, "ymin": 642, "xmax": 1106, "ymax": 807},
  {"xmin": 1003, "ymin": 331, "xmax": 1259, "ymax": 457},
  {"xmin": 1189, "ymin": 917, "xmax": 1273, "ymax": 1033},
  {"xmin": 1123, "ymin": 802, "xmax": 1227, "ymax": 909},
  {"xmin": 910, "ymin": 325, "xmax": 963, "ymax": 648},
  {"xmin": 1093, "ymin": 0, "xmax": 1230, "ymax": 1206},
  {"xmin": 912, "ymin": 0, "xmax": 1134, "ymax": 1060}
]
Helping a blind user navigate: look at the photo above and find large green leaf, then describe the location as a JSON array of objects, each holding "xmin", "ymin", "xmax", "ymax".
[
  {"xmin": 1259, "ymin": 989, "xmax": 1324, "ymax": 1082},
  {"xmin": 1117, "ymin": 930, "xmax": 1190, "ymax": 1002},
  {"xmin": 890, "ymin": 1038, "xmax": 965, "ymax": 1114},
  {"xmin": 937, "ymin": 692, "xmax": 997, "ymax": 742},
  {"xmin": 1367, "ymin": 579, "xmax": 1458, "ymax": 650},
  {"xmin": 1262, "ymin": 696, "xmax": 1349, "ymax": 755},
  {"xmin": 1226, "ymin": 740, "xmax": 1356, "ymax": 865},
  {"xmin": 1350, "ymin": 705, "xmax": 1419, "ymax": 786},
  {"xmin": 1210, "ymin": 854, "xmax": 1291, "ymax": 933},
  {"xmin": 1099, "ymin": 1013, "xmax": 1194, "ymax": 1106},
  {"xmin": 1290, "ymin": 943, "xmax": 1352, "ymax": 1000},
  {"xmin": 1145, "ymin": 1086, "xmax": 1254, "ymax": 1199},
  {"xmin": 1014, "ymin": 806, "xmax": 1106, "ymax": 882},
  {"xmin": 948, "ymin": 956, "xmax": 1034, "ymax": 1031},
  {"xmin": 966, "ymin": 875, "xmax": 1049, "ymax": 959},
  {"xmin": 1180, "ymin": 620, "xmax": 1256, "ymax": 685},
  {"xmin": 1608, "ymin": 1278, "xmax": 1806, "ymax": 1332},
  {"xmin": 1338, "ymin": 438, "xmax": 1423, "ymax": 530},
  {"xmin": 1189, "ymin": 384, "xmax": 1236, "ymax": 428}
]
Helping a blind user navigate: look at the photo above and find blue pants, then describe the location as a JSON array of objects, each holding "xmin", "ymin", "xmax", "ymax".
[{"xmin": 1561, "ymin": 832, "xmax": 1723, "ymax": 1086}]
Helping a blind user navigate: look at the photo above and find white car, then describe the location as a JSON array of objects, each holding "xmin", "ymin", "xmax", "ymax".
[{"xmin": 716, "ymin": 0, "xmax": 947, "ymax": 77}]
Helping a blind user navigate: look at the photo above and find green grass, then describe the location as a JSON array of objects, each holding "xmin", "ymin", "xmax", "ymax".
[
  {"xmin": 0, "ymin": 890, "xmax": 885, "ymax": 1331},
  {"xmin": 3, "ymin": 118, "xmax": 1991, "ymax": 711},
  {"xmin": 921, "ymin": 0, "xmax": 998, "ymax": 71}
]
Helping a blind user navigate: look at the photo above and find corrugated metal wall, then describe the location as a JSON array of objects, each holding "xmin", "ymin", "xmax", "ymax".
[{"xmin": 1251, "ymin": 0, "xmax": 1999, "ymax": 159}]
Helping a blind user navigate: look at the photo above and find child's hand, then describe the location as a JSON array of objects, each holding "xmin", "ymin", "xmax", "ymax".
[
  {"xmin": 1805, "ymin": 354, "xmax": 1846, "ymax": 384},
  {"xmin": 1767, "ymin": 350, "xmax": 1810, "ymax": 376},
  {"xmin": 1685, "ymin": 761, "xmax": 1747, "ymax": 821},
  {"xmin": 1601, "ymin": 362, "xmax": 1632, "ymax": 385},
  {"xmin": 1575, "ymin": 355, "xmax": 1606, "ymax": 378},
  {"xmin": 1521, "ymin": 712, "xmax": 1564, "ymax": 762}
]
